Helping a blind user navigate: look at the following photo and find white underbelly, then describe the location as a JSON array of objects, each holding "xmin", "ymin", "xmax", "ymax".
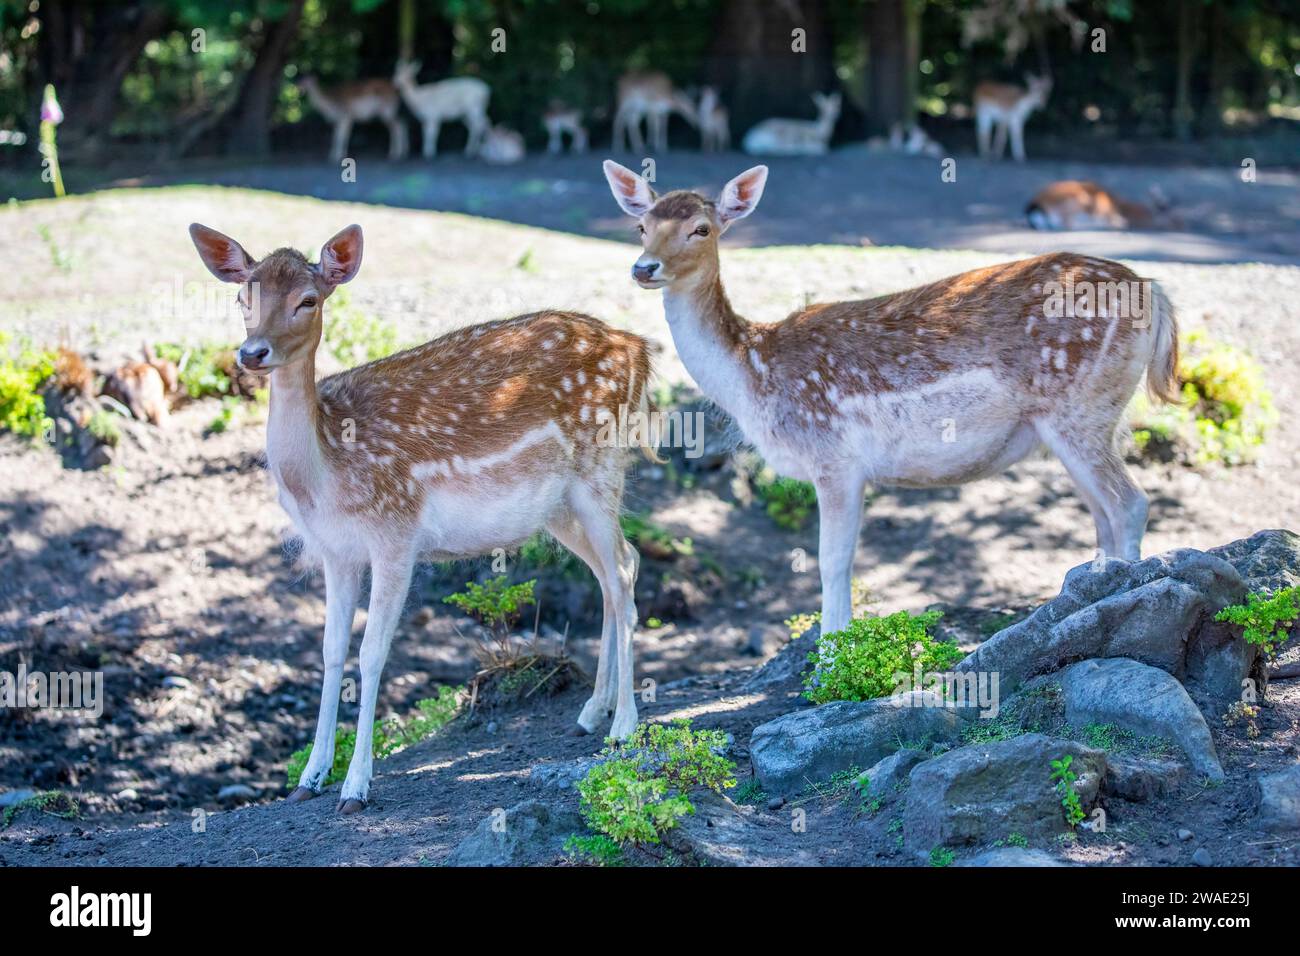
[{"xmin": 415, "ymin": 475, "xmax": 565, "ymax": 559}]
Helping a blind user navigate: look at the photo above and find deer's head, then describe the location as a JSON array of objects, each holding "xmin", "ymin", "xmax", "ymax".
[
  {"xmin": 189, "ymin": 224, "xmax": 363, "ymax": 373},
  {"xmin": 812, "ymin": 91, "xmax": 842, "ymax": 126},
  {"xmin": 1024, "ymin": 73, "xmax": 1053, "ymax": 106},
  {"xmin": 393, "ymin": 60, "xmax": 421, "ymax": 87},
  {"xmin": 603, "ymin": 161, "xmax": 767, "ymax": 292}
]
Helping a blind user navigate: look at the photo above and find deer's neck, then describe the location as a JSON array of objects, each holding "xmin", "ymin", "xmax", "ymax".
[
  {"xmin": 267, "ymin": 357, "xmax": 324, "ymax": 506},
  {"xmin": 662, "ymin": 269, "xmax": 759, "ymax": 416},
  {"xmin": 304, "ymin": 84, "xmax": 341, "ymax": 119}
]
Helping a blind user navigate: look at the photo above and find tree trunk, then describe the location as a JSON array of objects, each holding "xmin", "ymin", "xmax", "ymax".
[
  {"xmin": 865, "ymin": 0, "xmax": 917, "ymax": 134},
  {"xmin": 706, "ymin": 0, "xmax": 837, "ymax": 137},
  {"xmin": 224, "ymin": 0, "xmax": 307, "ymax": 157},
  {"xmin": 1172, "ymin": 0, "xmax": 1200, "ymax": 141},
  {"xmin": 36, "ymin": 1, "xmax": 169, "ymax": 153}
]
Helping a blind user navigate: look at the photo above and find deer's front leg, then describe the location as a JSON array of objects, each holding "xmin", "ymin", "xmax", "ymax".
[
  {"xmin": 289, "ymin": 558, "xmax": 362, "ymax": 801},
  {"xmin": 338, "ymin": 554, "xmax": 413, "ymax": 813},
  {"xmin": 814, "ymin": 472, "xmax": 868, "ymax": 641}
]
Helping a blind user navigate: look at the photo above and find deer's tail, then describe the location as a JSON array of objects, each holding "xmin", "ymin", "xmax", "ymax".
[{"xmin": 1146, "ymin": 282, "xmax": 1182, "ymax": 405}]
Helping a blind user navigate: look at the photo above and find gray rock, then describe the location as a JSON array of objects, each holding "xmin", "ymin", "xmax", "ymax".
[
  {"xmin": 1192, "ymin": 847, "xmax": 1213, "ymax": 866},
  {"xmin": 1255, "ymin": 764, "xmax": 1300, "ymax": 833},
  {"xmin": 750, "ymin": 694, "xmax": 963, "ymax": 798},
  {"xmin": 662, "ymin": 793, "xmax": 817, "ymax": 866},
  {"xmin": 958, "ymin": 847, "xmax": 1065, "ymax": 867},
  {"xmin": 529, "ymin": 757, "xmax": 600, "ymax": 792},
  {"xmin": 0, "ymin": 789, "xmax": 37, "ymax": 809},
  {"xmin": 216, "ymin": 784, "xmax": 258, "ymax": 803},
  {"xmin": 1059, "ymin": 657, "xmax": 1223, "ymax": 780},
  {"xmin": 1177, "ymin": 828, "xmax": 1194, "ymax": 841},
  {"xmin": 1208, "ymin": 529, "xmax": 1300, "ymax": 595},
  {"xmin": 904, "ymin": 734, "xmax": 1105, "ymax": 850},
  {"xmin": 857, "ymin": 749, "xmax": 930, "ymax": 803},
  {"xmin": 744, "ymin": 625, "xmax": 819, "ymax": 693},
  {"xmin": 958, "ymin": 548, "xmax": 1253, "ymax": 708},
  {"xmin": 445, "ymin": 800, "xmax": 585, "ymax": 867},
  {"xmin": 1103, "ymin": 753, "xmax": 1187, "ymax": 802}
]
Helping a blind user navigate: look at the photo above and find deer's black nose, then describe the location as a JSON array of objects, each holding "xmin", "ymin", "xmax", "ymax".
[
  {"xmin": 239, "ymin": 345, "xmax": 270, "ymax": 368},
  {"xmin": 632, "ymin": 261, "xmax": 660, "ymax": 281}
]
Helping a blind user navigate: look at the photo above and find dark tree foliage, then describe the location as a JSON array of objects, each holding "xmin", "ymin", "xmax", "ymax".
[{"xmin": 0, "ymin": 0, "xmax": 1294, "ymax": 159}]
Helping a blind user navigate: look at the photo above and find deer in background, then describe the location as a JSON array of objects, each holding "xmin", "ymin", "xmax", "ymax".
[
  {"xmin": 741, "ymin": 91, "xmax": 841, "ymax": 156},
  {"xmin": 189, "ymin": 222, "xmax": 654, "ymax": 812},
  {"xmin": 392, "ymin": 60, "xmax": 491, "ymax": 159},
  {"xmin": 1026, "ymin": 180, "xmax": 1181, "ymax": 231},
  {"xmin": 603, "ymin": 160, "xmax": 1180, "ymax": 638},
  {"xmin": 543, "ymin": 101, "xmax": 588, "ymax": 154},
  {"xmin": 481, "ymin": 125, "xmax": 525, "ymax": 164},
  {"xmin": 974, "ymin": 73, "xmax": 1052, "ymax": 162},
  {"xmin": 698, "ymin": 86, "xmax": 730, "ymax": 153},
  {"xmin": 296, "ymin": 76, "xmax": 408, "ymax": 163},
  {"xmin": 613, "ymin": 71, "xmax": 699, "ymax": 153}
]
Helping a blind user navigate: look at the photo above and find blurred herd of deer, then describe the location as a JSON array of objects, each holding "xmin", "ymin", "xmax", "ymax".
[{"xmin": 2, "ymin": 1, "xmax": 1296, "ymax": 229}]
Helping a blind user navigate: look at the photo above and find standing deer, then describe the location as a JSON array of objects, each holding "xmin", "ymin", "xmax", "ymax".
[
  {"xmin": 543, "ymin": 101, "xmax": 588, "ymax": 154},
  {"xmin": 392, "ymin": 60, "xmax": 491, "ymax": 159},
  {"xmin": 602, "ymin": 161, "xmax": 1180, "ymax": 639},
  {"xmin": 741, "ymin": 91, "xmax": 841, "ymax": 156},
  {"xmin": 698, "ymin": 86, "xmax": 730, "ymax": 153},
  {"xmin": 1026, "ymin": 180, "xmax": 1180, "ymax": 231},
  {"xmin": 974, "ymin": 73, "xmax": 1052, "ymax": 162},
  {"xmin": 612, "ymin": 71, "xmax": 698, "ymax": 153},
  {"xmin": 188, "ymin": 223, "xmax": 652, "ymax": 812},
  {"xmin": 296, "ymin": 76, "xmax": 408, "ymax": 163}
]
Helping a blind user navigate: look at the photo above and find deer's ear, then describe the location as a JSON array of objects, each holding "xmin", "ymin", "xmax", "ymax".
[
  {"xmin": 718, "ymin": 165, "xmax": 768, "ymax": 230},
  {"xmin": 318, "ymin": 224, "xmax": 364, "ymax": 287},
  {"xmin": 189, "ymin": 223, "xmax": 254, "ymax": 284},
  {"xmin": 603, "ymin": 160, "xmax": 657, "ymax": 218}
]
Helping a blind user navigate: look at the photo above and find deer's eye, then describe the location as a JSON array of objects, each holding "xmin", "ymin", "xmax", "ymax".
[
  {"xmin": 691, "ymin": 225, "xmax": 710, "ymax": 238},
  {"xmin": 298, "ymin": 297, "xmax": 318, "ymax": 311},
  {"xmin": 636, "ymin": 223, "xmax": 646, "ymax": 236}
]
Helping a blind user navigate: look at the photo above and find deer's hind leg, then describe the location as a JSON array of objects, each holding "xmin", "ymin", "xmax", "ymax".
[
  {"xmin": 558, "ymin": 476, "xmax": 639, "ymax": 740},
  {"xmin": 1034, "ymin": 418, "xmax": 1148, "ymax": 562}
]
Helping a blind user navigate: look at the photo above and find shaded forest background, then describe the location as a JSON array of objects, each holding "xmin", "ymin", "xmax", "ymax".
[{"xmin": 0, "ymin": 0, "xmax": 1297, "ymax": 165}]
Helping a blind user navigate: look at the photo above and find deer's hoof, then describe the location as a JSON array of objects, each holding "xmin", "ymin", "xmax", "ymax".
[
  {"xmin": 337, "ymin": 798, "xmax": 367, "ymax": 815},
  {"xmin": 286, "ymin": 786, "xmax": 318, "ymax": 803},
  {"xmin": 567, "ymin": 724, "xmax": 591, "ymax": 737}
]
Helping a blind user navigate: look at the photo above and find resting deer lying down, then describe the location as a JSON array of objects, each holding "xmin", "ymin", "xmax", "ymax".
[
  {"xmin": 1026, "ymin": 180, "xmax": 1179, "ymax": 231},
  {"xmin": 742, "ymin": 92, "xmax": 841, "ymax": 156},
  {"xmin": 189, "ymin": 223, "xmax": 653, "ymax": 812},
  {"xmin": 604, "ymin": 160, "xmax": 1181, "ymax": 638}
]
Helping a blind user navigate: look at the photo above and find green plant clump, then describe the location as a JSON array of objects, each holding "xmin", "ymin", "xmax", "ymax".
[
  {"xmin": 1130, "ymin": 330, "xmax": 1275, "ymax": 467},
  {"xmin": 2, "ymin": 790, "xmax": 79, "ymax": 828},
  {"xmin": 443, "ymin": 577, "xmax": 536, "ymax": 632},
  {"xmin": 563, "ymin": 833, "xmax": 625, "ymax": 866},
  {"xmin": 0, "ymin": 332, "xmax": 56, "ymax": 439},
  {"xmin": 803, "ymin": 610, "xmax": 964, "ymax": 704},
  {"xmin": 323, "ymin": 288, "xmax": 399, "ymax": 367},
  {"xmin": 153, "ymin": 341, "xmax": 236, "ymax": 399},
  {"xmin": 1214, "ymin": 587, "xmax": 1298, "ymax": 657},
  {"xmin": 754, "ymin": 469, "xmax": 819, "ymax": 531},
  {"xmin": 576, "ymin": 720, "xmax": 735, "ymax": 846},
  {"xmin": 285, "ymin": 686, "xmax": 462, "ymax": 789},
  {"xmin": 1050, "ymin": 755, "xmax": 1086, "ymax": 829}
]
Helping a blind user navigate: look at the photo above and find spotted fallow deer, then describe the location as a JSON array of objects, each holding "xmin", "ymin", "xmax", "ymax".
[
  {"xmin": 613, "ymin": 71, "xmax": 698, "ymax": 153},
  {"xmin": 603, "ymin": 161, "xmax": 1180, "ymax": 639},
  {"xmin": 296, "ymin": 75, "xmax": 408, "ymax": 163},
  {"xmin": 741, "ymin": 91, "xmax": 841, "ymax": 157},
  {"xmin": 189, "ymin": 223, "xmax": 653, "ymax": 812},
  {"xmin": 1026, "ymin": 180, "xmax": 1180, "ymax": 231},
  {"xmin": 974, "ymin": 73, "xmax": 1052, "ymax": 162}
]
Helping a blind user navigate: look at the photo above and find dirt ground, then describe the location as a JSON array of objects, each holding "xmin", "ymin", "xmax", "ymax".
[{"xmin": 1, "ymin": 164, "xmax": 1298, "ymax": 865}]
